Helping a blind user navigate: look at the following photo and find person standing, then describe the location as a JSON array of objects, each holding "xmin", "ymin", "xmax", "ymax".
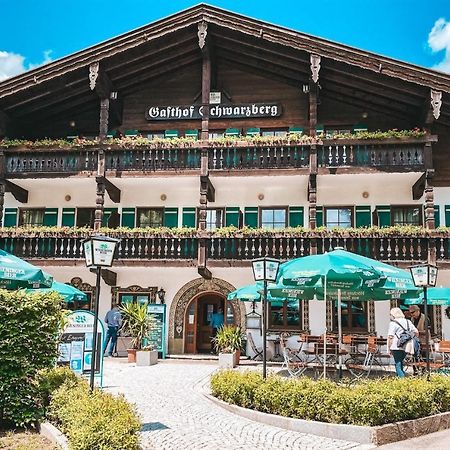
[
  {"xmin": 103, "ymin": 303, "xmax": 122, "ymax": 357},
  {"xmin": 210, "ymin": 306, "xmax": 225, "ymax": 353},
  {"xmin": 387, "ymin": 307, "xmax": 418, "ymax": 377},
  {"xmin": 409, "ymin": 304, "xmax": 431, "ymax": 372}
]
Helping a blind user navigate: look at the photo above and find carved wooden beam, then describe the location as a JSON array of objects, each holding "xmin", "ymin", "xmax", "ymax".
[
  {"xmin": 424, "ymin": 171, "xmax": 435, "ymax": 231},
  {"xmin": 198, "ymin": 239, "xmax": 212, "ymax": 279},
  {"xmin": 0, "ymin": 111, "xmax": 9, "ymax": 138},
  {"xmin": 309, "ymin": 82, "xmax": 318, "ymax": 137},
  {"xmin": 412, "ymin": 172, "xmax": 426, "ymax": 200},
  {"xmin": 4, "ymin": 180, "xmax": 28, "ymax": 203},
  {"xmin": 89, "ymin": 62, "xmax": 113, "ymax": 99},
  {"xmin": 431, "ymin": 90, "xmax": 442, "ymax": 121},
  {"xmin": 422, "ymin": 89, "xmax": 442, "ymax": 128},
  {"xmin": 102, "ymin": 269, "xmax": 117, "ymax": 286},
  {"xmin": 200, "ymin": 175, "xmax": 215, "ymax": 203},
  {"xmin": 95, "ymin": 176, "xmax": 121, "ymax": 203},
  {"xmin": 310, "ymin": 54, "xmax": 321, "ymax": 84}
]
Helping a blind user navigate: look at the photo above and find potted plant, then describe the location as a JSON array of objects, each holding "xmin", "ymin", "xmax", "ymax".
[
  {"xmin": 120, "ymin": 302, "xmax": 157, "ymax": 365},
  {"xmin": 213, "ymin": 325, "xmax": 243, "ymax": 368}
]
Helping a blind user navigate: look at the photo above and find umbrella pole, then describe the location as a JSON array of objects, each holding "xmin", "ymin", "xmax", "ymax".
[
  {"xmin": 338, "ymin": 288, "xmax": 343, "ymax": 379},
  {"xmin": 323, "ymin": 275, "xmax": 327, "ymax": 379},
  {"xmin": 262, "ymin": 279, "xmax": 268, "ymax": 379}
]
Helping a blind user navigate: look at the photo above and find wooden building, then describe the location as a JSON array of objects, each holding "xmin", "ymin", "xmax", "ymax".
[{"xmin": 1, "ymin": 4, "xmax": 450, "ymax": 354}]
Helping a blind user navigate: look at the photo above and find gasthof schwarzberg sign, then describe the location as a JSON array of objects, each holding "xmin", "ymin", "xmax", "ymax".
[{"xmin": 145, "ymin": 103, "xmax": 282, "ymax": 121}]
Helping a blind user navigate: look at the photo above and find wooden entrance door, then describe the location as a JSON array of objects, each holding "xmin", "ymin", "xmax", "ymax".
[{"xmin": 184, "ymin": 298, "xmax": 198, "ymax": 354}]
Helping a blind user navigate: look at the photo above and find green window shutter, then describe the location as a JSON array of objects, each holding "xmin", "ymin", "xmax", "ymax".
[
  {"xmin": 121, "ymin": 208, "xmax": 136, "ymax": 228},
  {"xmin": 316, "ymin": 206, "xmax": 323, "ymax": 227},
  {"xmin": 434, "ymin": 205, "xmax": 440, "ymax": 227},
  {"xmin": 244, "ymin": 207, "xmax": 258, "ymax": 228},
  {"xmin": 182, "ymin": 207, "xmax": 196, "ymax": 228},
  {"xmin": 102, "ymin": 208, "xmax": 118, "ymax": 227},
  {"xmin": 355, "ymin": 206, "xmax": 371, "ymax": 228},
  {"xmin": 3, "ymin": 208, "xmax": 17, "ymax": 227},
  {"xmin": 225, "ymin": 207, "xmax": 240, "ymax": 227},
  {"xmin": 445, "ymin": 205, "xmax": 450, "ymax": 227},
  {"xmin": 288, "ymin": 206, "xmax": 304, "ymax": 227},
  {"xmin": 43, "ymin": 208, "xmax": 58, "ymax": 226},
  {"xmin": 61, "ymin": 208, "xmax": 75, "ymax": 227},
  {"xmin": 376, "ymin": 205, "xmax": 391, "ymax": 227},
  {"xmin": 164, "ymin": 207, "xmax": 179, "ymax": 228}
]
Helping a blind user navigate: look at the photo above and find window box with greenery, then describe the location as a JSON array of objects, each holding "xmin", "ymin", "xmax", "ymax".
[
  {"xmin": 213, "ymin": 325, "xmax": 243, "ymax": 368},
  {"xmin": 119, "ymin": 302, "xmax": 157, "ymax": 365}
]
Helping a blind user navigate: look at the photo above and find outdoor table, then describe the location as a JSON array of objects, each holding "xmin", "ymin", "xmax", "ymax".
[{"xmin": 267, "ymin": 335, "xmax": 282, "ymax": 360}]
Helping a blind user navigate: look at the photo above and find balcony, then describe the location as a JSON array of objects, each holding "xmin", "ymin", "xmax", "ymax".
[
  {"xmin": 1, "ymin": 133, "xmax": 436, "ymax": 177},
  {"xmin": 1, "ymin": 227, "xmax": 447, "ymax": 266}
]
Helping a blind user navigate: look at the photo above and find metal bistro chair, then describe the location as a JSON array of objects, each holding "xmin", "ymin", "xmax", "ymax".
[
  {"xmin": 247, "ymin": 332, "xmax": 263, "ymax": 360},
  {"xmin": 280, "ymin": 336, "xmax": 309, "ymax": 377}
]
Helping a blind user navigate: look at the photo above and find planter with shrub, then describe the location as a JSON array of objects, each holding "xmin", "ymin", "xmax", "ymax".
[
  {"xmin": 213, "ymin": 326, "xmax": 243, "ymax": 368},
  {"xmin": 120, "ymin": 302, "xmax": 157, "ymax": 365},
  {"xmin": 210, "ymin": 370, "xmax": 450, "ymax": 427}
]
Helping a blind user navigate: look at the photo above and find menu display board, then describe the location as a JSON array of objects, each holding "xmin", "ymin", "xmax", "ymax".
[
  {"xmin": 147, "ymin": 304, "xmax": 166, "ymax": 358},
  {"xmin": 57, "ymin": 310, "xmax": 104, "ymax": 385}
]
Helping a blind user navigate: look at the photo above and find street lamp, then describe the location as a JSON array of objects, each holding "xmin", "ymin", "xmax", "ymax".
[
  {"xmin": 251, "ymin": 257, "xmax": 280, "ymax": 379},
  {"xmin": 157, "ymin": 287, "xmax": 166, "ymax": 304},
  {"xmin": 410, "ymin": 263, "xmax": 438, "ymax": 378},
  {"xmin": 83, "ymin": 235, "xmax": 120, "ymax": 390}
]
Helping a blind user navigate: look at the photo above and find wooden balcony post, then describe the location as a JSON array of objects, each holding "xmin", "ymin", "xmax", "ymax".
[
  {"xmin": 94, "ymin": 149, "xmax": 106, "ymax": 231},
  {"xmin": 425, "ymin": 172, "xmax": 436, "ymax": 265}
]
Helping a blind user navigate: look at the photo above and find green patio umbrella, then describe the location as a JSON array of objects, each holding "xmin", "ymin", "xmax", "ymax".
[
  {"xmin": 25, "ymin": 281, "xmax": 88, "ymax": 303},
  {"xmin": 405, "ymin": 287, "xmax": 450, "ymax": 306},
  {"xmin": 228, "ymin": 283, "xmax": 316, "ymax": 304},
  {"xmin": 0, "ymin": 248, "xmax": 53, "ymax": 289},
  {"xmin": 278, "ymin": 250, "xmax": 383, "ymax": 290}
]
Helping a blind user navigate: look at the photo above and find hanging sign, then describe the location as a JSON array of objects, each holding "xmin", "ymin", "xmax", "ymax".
[
  {"xmin": 145, "ymin": 103, "xmax": 282, "ymax": 121},
  {"xmin": 57, "ymin": 310, "xmax": 105, "ymax": 386}
]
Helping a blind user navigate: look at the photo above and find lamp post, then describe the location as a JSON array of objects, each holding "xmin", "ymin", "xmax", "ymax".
[
  {"xmin": 83, "ymin": 235, "xmax": 120, "ymax": 391},
  {"xmin": 252, "ymin": 257, "xmax": 280, "ymax": 379},
  {"xmin": 157, "ymin": 287, "xmax": 166, "ymax": 304},
  {"xmin": 410, "ymin": 263, "xmax": 438, "ymax": 378}
]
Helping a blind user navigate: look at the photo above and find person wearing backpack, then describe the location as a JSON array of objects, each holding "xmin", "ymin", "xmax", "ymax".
[{"xmin": 387, "ymin": 307, "xmax": 419, "ymax": 377}]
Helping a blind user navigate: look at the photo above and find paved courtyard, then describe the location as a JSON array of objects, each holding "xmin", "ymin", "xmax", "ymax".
[{"xmin": 103, "ymin": 359, "xmax": 369, "ymax": 450}]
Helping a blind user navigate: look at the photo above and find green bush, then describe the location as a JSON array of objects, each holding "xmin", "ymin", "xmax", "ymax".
[
  {"xmin": 36, "ymin": 366, "xmax": 79, "ymax": 409},
  {"xmin": 0, "ymin": 290, "xmax": 62, "ymax": 427},
  {"xmin": 211, "ymin": 370, "xmax": 450, "ymax": 426},
  {"xmin": 49, "ymin": 379, "xmax": 141, "ymax": 450}
]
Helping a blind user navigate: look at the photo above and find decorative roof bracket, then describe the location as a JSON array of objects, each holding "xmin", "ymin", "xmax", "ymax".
[
  {"xmin": 198, "ymin": 21, "xmax": 208, "ymax": 50},
  {"xmin": 431, "ymin": 90, "xmax": 442, "ymax": 120},
  {"xmin": 310, "ymin": 54, "xmax": 321, "ymax": 83}
]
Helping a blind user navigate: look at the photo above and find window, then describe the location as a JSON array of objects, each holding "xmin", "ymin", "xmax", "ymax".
[
  {"xmin": 260, "ymin": 208, "xmax": 287, "ymax": 229},
  {"xmin": 66, "ymin": 293, "xmax": 92, "ymax": 312},
  {"xmin": 146, "ymin": 132, "xmax": 164, "ymax": 140},
  {"xmin": 392, "ymin": 206, "xmax": 422, "ymax": 226},
  {"xmin": 118, "ymin": 293, "xmax": 152, "ymax": 306},
  {"xmin": 268, "ymin": 300, "xmax": 303, "ymax": 330},
  {"xmin": 261, "ymin": 129, "xmax": 287, "ymax": 137},
  {"xmin": 325, "ymin": 207, "xmax": 353, "ymax": 228},
  {"xmin": 205, "ymin": 209, "xmax": 224, "ymax": 230},
  {"xmin": 325, "ymin": 128, "xmax": 351, "ymax": 138},
  {"xmin": 208, "ymin": 131, "xmax": 224, "ymax": 139},
  {"xmin": 19, "ymin": 208, "xmax": 44, "ymax": 226},
  {"xmin": 137, "ymin": 208, "xmax": 164, "ymax": 227},
  {"xmin": 333, "ymin": 301, "xmax": 368, "ymax": 333},
  {"xmin": 76, "ymin": 208, "xmax": 95, "ymax": 228}
]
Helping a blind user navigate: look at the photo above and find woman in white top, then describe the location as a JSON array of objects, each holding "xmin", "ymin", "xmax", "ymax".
[{"xmin": 387, "ymin": 307, "xmax": 418, "ymax": 377}]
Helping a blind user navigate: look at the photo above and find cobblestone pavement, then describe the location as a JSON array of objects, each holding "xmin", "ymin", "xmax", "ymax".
[{"xmin": 103, "ymin": 359, "xmax": 368, "ymax": 450}]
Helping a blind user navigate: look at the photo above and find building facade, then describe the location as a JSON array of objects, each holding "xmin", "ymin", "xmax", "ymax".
[{"xmin": 1, "ymin": 4, "xmax": 450, "ymax": 355}]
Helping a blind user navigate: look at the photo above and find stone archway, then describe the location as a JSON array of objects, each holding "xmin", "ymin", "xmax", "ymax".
[{"xmin": 168, "ymin": 277, "xmax": 246, "ymax": 354}]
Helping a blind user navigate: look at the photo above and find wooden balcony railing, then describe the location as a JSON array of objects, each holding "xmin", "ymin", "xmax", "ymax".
[
  {"xmin": 0, "ymin": 230, "xmax": 447, "ymax": 264},
  {"xmin": 318, "ymin": 139, "xmax": 427, "ymax": 168},
  {"xmin": 1, "ymin": 136, "xmax": 435, "ymax": 176}
]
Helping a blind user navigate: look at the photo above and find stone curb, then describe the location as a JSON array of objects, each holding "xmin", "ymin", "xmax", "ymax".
[
  {"xmin": 203, "ymin": 392, "xmax": 450, "ymax": 446},
  {"xmin": 39, "ymin": 422, "xmax": 69, "ymax": 450}
]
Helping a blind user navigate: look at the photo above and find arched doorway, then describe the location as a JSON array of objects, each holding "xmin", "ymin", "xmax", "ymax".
[
  {"xmin": 168, "ymin": 277, "xmax": 246, "ymax": 354},
  {"xmin": 184, "ymin": 292, "xmax": 226, "ymax": 353}
]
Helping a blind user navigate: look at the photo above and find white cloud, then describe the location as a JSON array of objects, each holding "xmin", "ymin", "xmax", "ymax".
[
  {"xmin": 0, "ymin": 50, "xmax": 53, "ymax": 82},
  {"xmin": 428, "ymin": 18, "xmax": 450, "ymax": 73}
]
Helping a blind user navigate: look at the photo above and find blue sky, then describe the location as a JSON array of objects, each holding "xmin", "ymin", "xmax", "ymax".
[{"xmin": 1, "ymin": 0, "xmax": 450, "ymax": 80}]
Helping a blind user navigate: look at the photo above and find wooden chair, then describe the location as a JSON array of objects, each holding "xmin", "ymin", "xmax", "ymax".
[
  {"xmin": 280, "ymin": 338, "xmax": 308, "ymax": 377},
  {"xmin": 247, "ymin": 332, "xmax": 263, "ymax": 360}
]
